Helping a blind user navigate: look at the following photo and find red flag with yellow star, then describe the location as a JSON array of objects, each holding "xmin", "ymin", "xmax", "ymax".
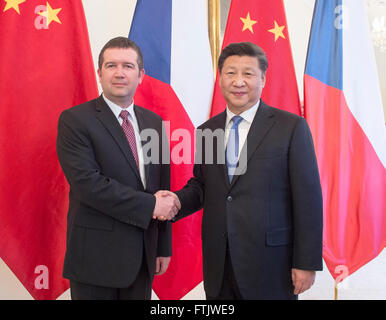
[
  {"xmin": 0, "ymin": 0, "xmax": 98, "ymax": 299},
  {"xmin": 210, "ymin": 0, "xmax": 301, "ymax": 117}
]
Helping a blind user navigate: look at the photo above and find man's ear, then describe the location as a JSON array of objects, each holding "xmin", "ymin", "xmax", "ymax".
[
  {"xmin": 261, "ymin": 74, "xmax": 266, "ymax": 88},
  {"xmin": 138, "ymin": 68, "xmax": 145, "ymax": 84}
]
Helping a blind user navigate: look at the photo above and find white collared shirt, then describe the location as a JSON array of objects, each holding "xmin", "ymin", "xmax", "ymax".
[
  {"xmin": 102, "ymin": 94, "xmax": 146, "ymax": 189},
  {"xmin": 224, "ymin": 100, "xmax": 260, "ymax": 160}
]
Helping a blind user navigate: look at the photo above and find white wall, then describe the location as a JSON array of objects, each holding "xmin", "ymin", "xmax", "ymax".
[{"xmin": 0, "ymin": 0, "xmax": 385, "ymax": 300}]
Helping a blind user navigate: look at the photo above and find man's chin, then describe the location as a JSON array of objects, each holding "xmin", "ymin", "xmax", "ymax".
[
  {"xmin": 110, "ymin": 91, "xmax": 132, "ymax": 99},
  {"xmin": 228, "ymin": 102, "xmax": 248, "ymax": 110}
]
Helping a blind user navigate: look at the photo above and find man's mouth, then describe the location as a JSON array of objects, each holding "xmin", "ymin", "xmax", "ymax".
[{"xmin": 232, "ymin": 91, "xmax": 246, "ymax": 97}]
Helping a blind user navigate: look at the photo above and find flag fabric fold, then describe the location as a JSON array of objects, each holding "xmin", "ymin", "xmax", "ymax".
[
  {"xmin": 210, "ymin": 0, "xmax": 301, "ymax": 117},
  {"xmin": 0, "ymin": 0, "xmax": 98, "ymax": 299},
  {"xmin": 129, "ymin": 0, "xmax": 213, "ymax": 300},
  {"xmin": 304, "ymin": 0, "xmax": 386, "ymax": 280}
]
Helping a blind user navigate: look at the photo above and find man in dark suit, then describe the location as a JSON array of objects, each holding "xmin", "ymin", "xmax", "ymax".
[
  {"xmin": 159, "ymin": 42, "xmax": 323, "ymax": 299},
  {"xmin": 57, "ymin": 37, "xmax": 179, "ymax": 300}
]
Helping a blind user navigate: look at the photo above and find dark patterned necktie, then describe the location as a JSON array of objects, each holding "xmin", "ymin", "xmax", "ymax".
[{"xmin": 119, "ymin": 110, "xmax": 139, "ymax": 169}]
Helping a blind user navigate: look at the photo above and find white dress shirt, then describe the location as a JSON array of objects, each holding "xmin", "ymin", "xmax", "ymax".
[
  {"xmin": 102, "ymin": 94, "xmax": 146, "ymax": 189},
  {"xmin": 224, "ymin": 100, "xmax": 260, "ymax": 160}
]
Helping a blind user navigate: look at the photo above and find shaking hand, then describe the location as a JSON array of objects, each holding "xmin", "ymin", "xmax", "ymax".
[{"xmin": 153, "ymin": 190, "xmax": 181, "ymax": 221}]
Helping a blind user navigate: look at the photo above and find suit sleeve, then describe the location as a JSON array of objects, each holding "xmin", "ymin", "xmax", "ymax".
[
  {"xmin": 56, "ymin": 109, "xmax": 155, "ymax": 230},
  {"xmin": 173, "ymin": 144, "xmax": 205, "ymax": 221},
  {"xmin": 157, "ymin": 121, "xmax": 172, "ymax": 257},
  {"xmin": 289, "ymin": 117, "xmax": 323, "ymax": 271}
]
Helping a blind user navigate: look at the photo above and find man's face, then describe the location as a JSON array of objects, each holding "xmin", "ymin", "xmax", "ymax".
[
  {"xmin": 98, "ymin": 47, "xmax": 145, "ymax": 107},
  {"xmin": 219, "ymin": 55, "xmax": 266, "ymax": 114}
]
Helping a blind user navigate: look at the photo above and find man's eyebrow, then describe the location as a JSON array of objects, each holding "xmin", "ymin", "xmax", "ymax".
[{"xmin": 104, "ymin": 61, "xmax": 135, "ymax": 65}]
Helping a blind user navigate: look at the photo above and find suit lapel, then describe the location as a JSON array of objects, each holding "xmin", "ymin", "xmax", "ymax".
[
  {"xmin": 94, "ymin": 96, "xmax": 142, "ymax": 183},
  {"xmin": 230, "ymin": 101, "xmax": 276, "ymax": 187},
  {"xmin": 209, "ymin": 111, "xmax": 231, "ymax": 188},
  {"xmin": 133, "ymin": 105, "xmax": 153, "ymax": 189}
]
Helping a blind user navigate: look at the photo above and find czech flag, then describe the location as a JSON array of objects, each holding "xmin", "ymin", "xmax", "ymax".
[
  {"xmin": 304, "ymin": 0, "xmax": 386, "ymax": 281},
  {"xmin": 129, "ymin": 0, "xmax": 214, "ymax": 299}
]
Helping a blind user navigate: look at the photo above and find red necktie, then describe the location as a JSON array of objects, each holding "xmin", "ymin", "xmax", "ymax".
[{"xmin": 119, "ymin": 110, "xmax": 139, "ymax": 169}]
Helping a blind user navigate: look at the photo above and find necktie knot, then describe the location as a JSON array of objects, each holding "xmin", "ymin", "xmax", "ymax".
[
  {"xmin": 231, "ymin": 115, "xmax": 243, "ymax": 129},
  {"xmin": 119, "ymin": 110, "xmax": 129, "ymax": 121}
]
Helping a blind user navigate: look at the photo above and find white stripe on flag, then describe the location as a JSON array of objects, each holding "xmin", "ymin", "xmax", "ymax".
[
  {"xmin": 342, "ymin": 0, "xmax": 386, "ymax": 166},
  {"xmin": 171, "ymin": 0, "xmax": 214, "ymax": 128}
]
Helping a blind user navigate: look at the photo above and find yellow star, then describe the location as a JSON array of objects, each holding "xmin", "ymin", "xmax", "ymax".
[
  {"xmin": 3, "ymin": 0, "xmax": 26, "ymax": 14},
  {"xmin": 268, "ymin": 21, "xmax": 286, "ymax": 41},
  {"xmin": 38, "ymin": 2, "xmax": 62, "ymax": 27},
  {"xmin": 240, "ymin": 12, "xmax": 257, "ymax": 34}
]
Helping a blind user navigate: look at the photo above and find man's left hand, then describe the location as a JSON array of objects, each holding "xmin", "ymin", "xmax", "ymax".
[
  {"xmin": 155, "ymin": 257, "xmax": 171, "ymax": 276},
  {"xmin": 291, "ymin": 268, "xmax": 316, "ymax": 295}
]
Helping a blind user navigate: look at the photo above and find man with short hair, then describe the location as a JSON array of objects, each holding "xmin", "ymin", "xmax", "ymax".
[
  {"xmin": 162, "ymin": 42, "xmax": 323, "ymax": 300},
  {"xmin": 57, "ymin": 37, "xmax": 179, "ymax": 300}
]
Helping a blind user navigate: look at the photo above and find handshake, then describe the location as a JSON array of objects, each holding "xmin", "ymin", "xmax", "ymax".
[{"xmin": 152, "ymin": 190, "xmax": 181, "ymax": 221}]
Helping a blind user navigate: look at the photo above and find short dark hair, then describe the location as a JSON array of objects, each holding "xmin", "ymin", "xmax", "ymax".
[
  {"xmin": 218, "ymin": 42, "xmax": 268, "ymax": 75},
  {"xmin": 98, "ymin": 37, "xmax": 144, "ymax": 71}
]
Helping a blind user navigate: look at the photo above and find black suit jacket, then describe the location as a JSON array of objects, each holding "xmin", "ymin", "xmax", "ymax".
[
  {"xmin": 57, "ymin": 95, "xmax": 171, "ymax": 288},
  {"xmin": 175, "ymin": 101, "xmax": 323, "ymax": 299}
]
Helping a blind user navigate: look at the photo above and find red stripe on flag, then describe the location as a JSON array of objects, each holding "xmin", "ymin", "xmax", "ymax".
[{"xmin": 134, "ymin": 75, "xmax": 203, "ymax": 299}]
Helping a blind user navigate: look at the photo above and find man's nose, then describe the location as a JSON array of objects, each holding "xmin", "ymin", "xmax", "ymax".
[
  {"xmin": 114, "ymin": 65, "xmax": 125, "ymax": 77},
  {"xmin": 233, "ymin": 75, "xmax": 245, "ymax": 87}
]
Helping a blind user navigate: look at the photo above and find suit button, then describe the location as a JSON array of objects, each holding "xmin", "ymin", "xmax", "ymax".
[{"xmin": 227, "ymin": 196, "xmax": 232, "ymax": 202}]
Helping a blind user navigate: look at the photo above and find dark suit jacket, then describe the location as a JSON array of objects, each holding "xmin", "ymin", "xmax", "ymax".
[
  {"xmin": 175, "ymin": 101, "xmax": 323, "ymax": 299},
  {"xmin": 57, "ymin": 95, "xmax": 172, "ymax": 288}
]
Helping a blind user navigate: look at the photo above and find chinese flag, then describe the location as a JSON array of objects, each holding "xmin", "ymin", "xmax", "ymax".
[
  {"xmin": 0, "ymin": 0, "xmax": 98, "ymax": 299},
  {"xmin": 210, "ymin": 0, "xmax": 301, "ymax": 117}
]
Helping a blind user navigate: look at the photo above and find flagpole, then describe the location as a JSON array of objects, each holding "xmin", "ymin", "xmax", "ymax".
[
  {"xmin": 208, "ymin": 0, "xmax": 220, "ymax": 76},
  {"xmin": 334, "ymin": 281, "xmax": 338, "ymax": 300}
]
